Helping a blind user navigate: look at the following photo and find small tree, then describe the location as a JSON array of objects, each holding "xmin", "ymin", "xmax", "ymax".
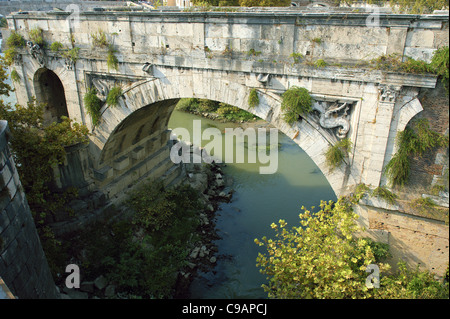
[{"xmin": 255, "ymin": 197, "xmax": 385, "ymax": 299}]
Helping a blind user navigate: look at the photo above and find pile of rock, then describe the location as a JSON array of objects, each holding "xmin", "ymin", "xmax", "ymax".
[{"xmin": 60, "ymin": 275, "xmax": 117, "ymax": 299}]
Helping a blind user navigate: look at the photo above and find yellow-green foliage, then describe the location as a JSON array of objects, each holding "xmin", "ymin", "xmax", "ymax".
[
  {"xmin": 255, "ymin": 198, "xmax": 387, "ymax": 299},
  {"xmin": 256, "ymin": 196, "xmax": 449, "ymax": 299}
]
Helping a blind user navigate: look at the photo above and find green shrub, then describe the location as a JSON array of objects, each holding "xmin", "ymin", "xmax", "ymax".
[
  {"xmin": 290, "ymin": 52, "xmax": 303, "ymax": 64},
  {"xmin": 106, "ymin": 86, "xmax": 122, "ymax": 107},
  {"xmin": 248, "ymin": 88, "xmax": 259, "ymax": 109},
  {"xmin": 6, "ymin": 31, "xmax": 25, "ymax": 49},
  {"xmin": 315, "ymin": 59, "xmax": 327, "ymax": 68},
  {"xmin": 0, "ymin": 17, "xmax": 7, "ymax": 28},
  {"xmin": 83, "ymin": 87, "xmax": 103, "ymax": 127},
  {"xmin": 50, "ymin": 41, "xmax": 64, "ymax": 52},
  {"xmin": 3, "ymin": 48, "xmax": 18, "ymax": 66},
  {"xmin": 29, "ymin": 27, "xmax": 44, "ymax": 46},
  {"xmin": 281, "ymin": 86, "xmax": 312, "ymax": 125},
  {"xmin": 324, "ymin": 138, "xmax": 352, "ymax": 171}
]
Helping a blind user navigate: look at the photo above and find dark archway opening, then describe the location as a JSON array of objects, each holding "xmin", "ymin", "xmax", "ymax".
[{"xmin": 34, "ymin": 68, "xmax": 69, "ymax": 125}]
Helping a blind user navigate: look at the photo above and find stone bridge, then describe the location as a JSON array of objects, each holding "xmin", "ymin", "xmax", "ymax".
[
  {"xmin": 1, "ymin": 7, "xmax": 449, "ymax": 298},
  {"xmin": 4, "ymin": 8, "xmax": 448, "ymax": 200}
]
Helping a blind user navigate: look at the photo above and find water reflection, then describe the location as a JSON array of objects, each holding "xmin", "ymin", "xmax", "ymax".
[{"xmin": 169, "ymin": 109, "xmax": 337, "ymax": 299}]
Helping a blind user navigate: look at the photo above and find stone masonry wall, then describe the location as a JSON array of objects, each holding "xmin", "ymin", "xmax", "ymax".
[{"xmin": 0, "ymin": 120, "xmax": 58, "ymax": 299}]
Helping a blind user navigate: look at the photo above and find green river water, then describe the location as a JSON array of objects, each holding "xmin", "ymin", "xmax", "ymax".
[{"xmin": 168, "ymin": 109, "xmax": 337, "ymax": 299}]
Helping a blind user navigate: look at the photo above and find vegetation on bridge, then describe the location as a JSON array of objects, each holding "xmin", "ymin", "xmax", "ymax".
[
  {"xmin": 384, "ymin": 118, "xmax": 448, "ymax": 187},
  {"xmin": 280, "ymin": 86, "xmax": 313, "ymax": 125}
]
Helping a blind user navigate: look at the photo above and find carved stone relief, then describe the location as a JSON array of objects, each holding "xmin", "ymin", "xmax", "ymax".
[
  {"xmin": 27, "ymin": 41, "xmax": 46, "ymax": 67},
  {"xmin": 311, "ymin": 100, "xmax": 355, "ymax": 139},
  {"xmin": 378, "ymin": 84, "xmax": 401, "ymax": 102}
]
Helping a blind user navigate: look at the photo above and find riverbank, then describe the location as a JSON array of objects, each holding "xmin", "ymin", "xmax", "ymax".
[{"xmin": 55, "ymin": 148, "xmax": 233, "ymax": 299}]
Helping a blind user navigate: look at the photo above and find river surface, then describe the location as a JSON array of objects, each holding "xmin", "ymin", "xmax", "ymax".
[{"xmin": 168, "ymin": 110, "xmax": 337, "ymax": 299}]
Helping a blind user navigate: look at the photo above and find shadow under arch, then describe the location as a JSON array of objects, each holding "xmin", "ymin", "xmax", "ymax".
[
  {"xmin": 90, "ymin": 76, "xmax": 355, "ymax": 197},
  {"xmin": 33, "ymin": 67, "xmax": 69, "ymax": 125}
]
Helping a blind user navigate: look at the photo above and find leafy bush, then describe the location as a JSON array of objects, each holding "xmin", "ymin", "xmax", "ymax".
[
  {"xmin": 256, "ymin": 195, "xmax": 449, "ymax": 299},
  {"xmin": 378, "ymin": 261, "xmax": 449, "ymax": 299},
  {"xmin": 83, "ymin": 87, "xmax": 103, "ymax": 127},
  {"xmin": 106, "ymin": 86, "xmax": 122, "ymax": 107},
  {"xmin": 216, "ymin": 103, "xmax": 256, "ymax": 122},
  {"xmin": 281, "ymin": 86, "xmax": 312, "ymax": 125},
  {"xmin": 324, "ymin": 138, "xmax": 352, "ymax": 171},
  {"xmin": 50, "ymin": 41, "xmax": 64, "ymax": 52},
  {"xmin": 6, "ymin": 31, "xmax": 25, "ymax": 49},
  {"xmin": 315, "ymin": 59, "xmax": 327, "ymax": 68},
  {"xmin": 62, "ymin": 47, "xmax": 80, "ymax": 64},
  {"xmin": 3, "ymin": 48, "xmax": 18, "ymax": 66},
  {"xmin": 176, "ymin": 98, "xmax": 199, "ymax": 112},
  {"xmin": 255, "ymin": 198, "xmax": 386, "ymax": 299}
]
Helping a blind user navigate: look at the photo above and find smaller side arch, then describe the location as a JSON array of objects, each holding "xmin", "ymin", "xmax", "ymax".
[{"xmin": 33, "ymin": 68, "xmax": 69, "ymax": 125}]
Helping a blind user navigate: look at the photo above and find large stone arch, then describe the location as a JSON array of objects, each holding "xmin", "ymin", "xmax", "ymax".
[{"xmin": 89, "ymin": 73, "xmax": 358, "ymax": 197}]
